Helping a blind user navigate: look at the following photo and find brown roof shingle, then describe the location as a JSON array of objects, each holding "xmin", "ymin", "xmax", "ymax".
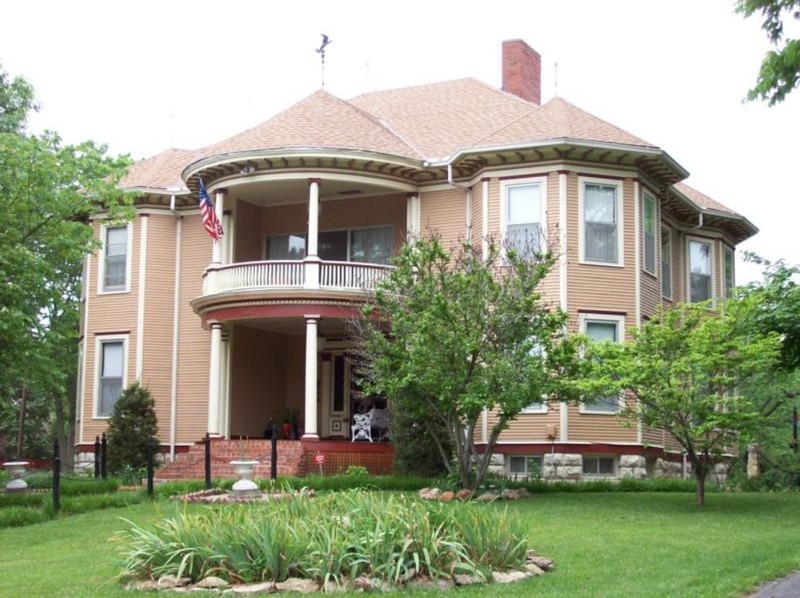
[
  {"xmin": 673, "ymin": 182, "xmax": 736, "ymax": 215},
  {"xmin": 119, "ymin": 148, "xmax": 199, "ymax": 192}
]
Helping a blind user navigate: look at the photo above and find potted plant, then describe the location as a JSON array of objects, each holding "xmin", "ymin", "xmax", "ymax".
[{"xmin": 281, "ymin": 408, "xmax": 300, "ymax": 439}]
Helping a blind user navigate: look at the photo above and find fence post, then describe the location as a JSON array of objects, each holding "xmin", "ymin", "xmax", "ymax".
[
  {"xmin": 271, "ymin": 427, "xmax": 278, "ymax": 480},
  {"xmin": 204, "ymin": 433, "xmax": 212, "ymax": 490},
  {"xmin": 52, "ymin": 438, "xmax": 61, "ymax": 515},
  {"xmin": 94, "ymin": 435, "xmax": 100, "ymax": 479},
  {"xmin": 146, "ymin": 439, "xmax": 154, "ymax": 499},
  {"xmin": 100, "ymin": 432, "xmax": 108, "ymax": 479}
]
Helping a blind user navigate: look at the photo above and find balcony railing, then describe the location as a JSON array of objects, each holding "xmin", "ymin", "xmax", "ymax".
[{"xmin": 202, "ymin": 260, "xmax": 392, "ymax": 296}]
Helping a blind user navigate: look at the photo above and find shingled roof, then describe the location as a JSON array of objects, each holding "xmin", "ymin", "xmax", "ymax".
[{"xmin": 119, "ymin": 148, "xmax": 199, "ymax": 192}]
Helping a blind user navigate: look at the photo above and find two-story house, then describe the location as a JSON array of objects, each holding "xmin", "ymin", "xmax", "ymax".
[{"xmin": 76, "ymin": 40, "xmax": 756, "ymax": 480}]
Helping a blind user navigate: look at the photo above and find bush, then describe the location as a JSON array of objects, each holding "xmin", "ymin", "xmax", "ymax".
[
  {"xmin": 390, "ymin": 405, "xmax": 451, "ymax": 477},
  {"xmin": 107, "ymin": 383, "xmax": 159, "ymax": 475},
  {"xmin": 0, "ymin": 507, "xmax": 49, "ymax": 528},
  {"xmin": 117, "ymin": 490, "xmax": 528, "ymax": 585}
]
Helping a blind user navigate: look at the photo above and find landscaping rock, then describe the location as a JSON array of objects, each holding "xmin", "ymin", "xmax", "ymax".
[
  {"xmin": 453, "ymin": 573, "xmax": 484, "ymax": 586},
  {"xmin": 322, "ymin": 580, "xmax": 347, "ymax": 593},
  {"xmin": 275, "ymin": 577, "xmax": 319, "ymax": 593},
  {"xmin": 524, "ymin": 563, "xmax": 545, "ymax": 576},
  {"xmin": 491, "ymin": 570, "xmax": 531, "ymax": 583},
  {"xmin": 501, "ymin": 488, "xmax": 524, "ymax": 500},
  {"xmin": 157, "ymin": 575, "xmax": 191, "ymax": 589},
  {"xmin": 196, "ymin": 576, "xmax": 229, "ymax": 589},
  {"xmin": 456, "ymin": 489, "xmax": 474, "ymax": 501},
  {"xmin": 475, "ymin": 492, "xmax": 498, "ymax": 502},
  {"xmin": 418, "ymin": 487, "xmax": 441, "ymax": 500},
  {"xmin": 129, "ymin": 580, "xmax": 159, "ymax": 591},
  {"xmin": 231, "ymin": 581, "xmax": 277, "ymax": 594},
  {"xmin": 526, "ymin": 552, "xmax": 554, "ymax": 571},
  {"xmin": 515, "ymin": 487, "xmax": 531, "ymax": 498},
  {"xmin": 407, "ymin": 577, "xmax": 455, "ymax": 591},
  {"xmin": 439, "ymin": 491, "xmax": 455, "ymax": 502}
]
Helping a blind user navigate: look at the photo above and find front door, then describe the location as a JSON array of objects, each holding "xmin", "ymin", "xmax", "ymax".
[{"xmin": 322, "ymin": 353, "xmax": 350, "ymax": 438}]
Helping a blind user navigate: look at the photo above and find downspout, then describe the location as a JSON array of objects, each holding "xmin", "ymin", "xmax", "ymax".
[
  {"xmin": 690, "ymin": 211, "xmax": 704, "ymax": 230},
  {"xmin": 169, "ymin": 195, "xmax": 182, "ymax": 461},
  {"xmin": 447, "ymin": 163, "xmax": 473, "ymax": 241}
]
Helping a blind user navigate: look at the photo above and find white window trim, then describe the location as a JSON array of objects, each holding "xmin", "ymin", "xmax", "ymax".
[
  {"xmin": 686, "ymin": 236, "xmax": 716, "ymax": 303},
  {"xmin": 264, "ymin": 224, "xmax": 394, "ymax": 263},
  {"xmin": 723, "ymin": 245, "xmax": 735, "ymax": 299},
  {"xmin": 93, "ymin": 333, "xmax": 129, "ymax": 419},
  {"xmin": 499, "ymin": 176, "xmax": 547, "ymax": 258},
  {"xmin": 97, "ymin": 222, "xmax": 132, "ymax": 294},
  {"xmin": 521, "ymin": 401, "xmax": 548, "ymax": 414},
  {"xmin": 582, "ymin": 455, "xmax": 618, "ymax": 477},
  {"xmin": 642, "ymin": 192, "xmax": 657, "ymax": 277},
  {"xmin": 578, "ymin": 177, "xmax": 624, "ymax": 267},
  {"xmin": 580, "ymin": 313, "xmax": 625, "ymax": 414},
  {"xmin": 661, "ymin": 225, "xmax": 673, "ymax": 300}
]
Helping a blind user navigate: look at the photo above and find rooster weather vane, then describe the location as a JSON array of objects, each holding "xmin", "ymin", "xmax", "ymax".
[{"xmin": 316, "ymin": 34, "xmax": 332, "ymax": 89}]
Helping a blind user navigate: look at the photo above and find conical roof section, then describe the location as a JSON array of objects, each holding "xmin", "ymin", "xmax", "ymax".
[
  {"xmin": 119, "ymin": 148, "xmax": 199, "ymax": 191},
  {"xmin": 473, "ymin": 96, "xmax": 655, "ymax": 149},
  {"xmin": 198, "ymin": 90, "xmax": 421, "ymax": 160}
]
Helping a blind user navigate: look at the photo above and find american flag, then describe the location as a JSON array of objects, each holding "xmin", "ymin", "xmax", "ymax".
[{"xmin": 198, "ymin": 179, "xmax": 223, "ymax": 241}]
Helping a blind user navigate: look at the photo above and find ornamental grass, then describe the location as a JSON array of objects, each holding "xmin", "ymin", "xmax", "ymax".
[{"xmin": 116, "ymin": 490, "xmax": 528, "ymax": 586}]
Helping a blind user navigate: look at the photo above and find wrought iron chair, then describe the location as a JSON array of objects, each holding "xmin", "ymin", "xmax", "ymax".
[
  {"xmin": 371, "ymin": 408, "xmax": 392, "ymax": 441},
  {"xmin": 351, "ymin": 409, "xmax": 374, "ymax": 442}
]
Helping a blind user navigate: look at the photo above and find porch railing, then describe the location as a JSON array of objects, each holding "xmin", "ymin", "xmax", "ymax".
[{"xmin": 202, "ymin": 260, "xmax": 392, "ymax": 296}]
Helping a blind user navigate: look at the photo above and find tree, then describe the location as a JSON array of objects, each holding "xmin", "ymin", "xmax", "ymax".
[
  {"xmin": 352, "ymin": 236, "xmax": 583, "ymax": 490},
  {"xmin": 736, "ymin": 0, "xmax": 800, "ymax": 105},
  {"xmin": 0, "ymin": 63, "xmax": 132, "ymax": 462},
  {"xmin": 589, "ymin": 302, "xmax": 781, "ymax": 506},
  {"xmin": 107, "ymin": 383, "xmax": 159, "ymax": 474}
]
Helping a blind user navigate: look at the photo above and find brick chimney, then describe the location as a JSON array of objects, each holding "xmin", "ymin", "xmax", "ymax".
[{"xmin": 502, "ymin": 39, "xmax": 541, "ymax": 105}]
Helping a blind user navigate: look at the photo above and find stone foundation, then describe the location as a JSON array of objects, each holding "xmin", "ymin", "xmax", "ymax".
[
  {"xmin": 542, "ymin": 453, "xmax": 582, "ymax": 480},
  {"xmin": 618, "ymin": 455, "xmax": 647, "ymax": 479}
]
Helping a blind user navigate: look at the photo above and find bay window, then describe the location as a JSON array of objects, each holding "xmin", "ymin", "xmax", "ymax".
[
  {"xmin": 100, "ymin": 224, "xmax": 130, "ymax": 292},
  {"xmin": 661, "ymin": 226, "xmax": 672, "ymax": 299},
  {"xmin": 688, "ymin": 239, "xmax": 713, "ymax": 302},
  {"xmin": 581, "ymin": 180, "xmax": 622, "ymax": 265},
  {"xmin": 643, "ymin": 194, "xmax": 656, "ymax": 275},
  {"xmin": 581, "ymin": 315, "xmax": 623, "ymax": 414},
  {"xmin": 503, "ymin": 179, "xmax": 544, "ymax": 258}
]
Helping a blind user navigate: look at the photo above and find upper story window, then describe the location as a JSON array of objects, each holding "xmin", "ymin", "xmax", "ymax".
[
  {"xmin": 643, "ymin": 193, "xmax": 656, "ymax": 275},
  {"xmin": 100, "ymin": 224, "xmax": 131, "ymax": 293},
  {"xmin": 688, "ymin": 238, "xmax": 713, "ymax": 303},
  {"xmin": 580, "ymin": 179, "xmax": 623, "ymax": 266},
  {"xmin": 502, "ymin": 179, "xmax": 545, "ymax": 258},
  {"xmin": 661, "ymin": 226, "xmax": 672, "ymax": 299},
  {"xmin": 581, "ymin": 314, "xmax": 624, "ymax": 414},
  {"xmin": 723, "ymin": 246, "xmax": 735, "ymax": 298},
  {"xmin": 96, "ymin": 334, "xmax": 127, "ymax": 418},
  {"xmin": 266, "ymin": 226, "xmax": 393, "ymax": 265}
]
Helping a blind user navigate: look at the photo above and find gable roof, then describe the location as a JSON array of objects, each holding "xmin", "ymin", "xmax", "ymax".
[{"xmin": 119, "ymin": 148, "xmax": 198, "ymax": 193}]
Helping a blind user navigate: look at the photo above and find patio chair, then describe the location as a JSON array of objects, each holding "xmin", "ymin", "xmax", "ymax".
[
  {"xmin": 351, "ymin": 409, "xmax": 374, "ymax": 442},
  {"xmin": 371, "ymin": 407, "xmax": 392, "ymax": 441}
]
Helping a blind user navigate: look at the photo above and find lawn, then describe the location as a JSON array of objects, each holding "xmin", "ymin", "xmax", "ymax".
[{"xmin": 0, "ymin": 492, "xmax": 798, "ymax": 597}]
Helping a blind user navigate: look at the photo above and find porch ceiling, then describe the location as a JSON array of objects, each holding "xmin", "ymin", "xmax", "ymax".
[
  {"xmin": 227, "ymin": 176, "xmax": 401, "ymax": 208},
  {"xmin": 236, "ymin": 317, "xmax": 351, "ymax": 337}
]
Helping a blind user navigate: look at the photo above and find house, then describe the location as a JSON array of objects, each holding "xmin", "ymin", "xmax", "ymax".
[{"xmin": 75, "ymin": 40, "xmax": 756, "ymax": 480}]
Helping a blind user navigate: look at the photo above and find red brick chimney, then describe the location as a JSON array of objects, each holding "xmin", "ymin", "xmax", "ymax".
[{"xmin": 502, "ymin": 39, "xmax": 541, "ymax": 105}]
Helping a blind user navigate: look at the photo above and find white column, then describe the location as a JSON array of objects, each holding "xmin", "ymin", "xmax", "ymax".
[
  {"xmin": 302, "ymin": 315, "xmax": 320, "ymax": 440},
  {"xmin": 222, "ymin": 210, "xmax": 233, "ymax": 265},
  {"xmin": 304, "ymin": 179, "xmax": 321, "ymax": 289},
  {"xmin": 207, "ymin": 323, "xmax": 223, "ymax": 437},
  {"xmin": 406, "ymin": 193, "xmax": 421, "ymax": 238},
  {"xmin": 220, "ymin": 331, "xmax": 231, "ymax": 438},
  {"xmin": 481, "ymin": 178, "xmax": 489, "ymax": 260},
  {"xmin": 211, "ymin": 189, "xmax": 227, "ymax": 264}
]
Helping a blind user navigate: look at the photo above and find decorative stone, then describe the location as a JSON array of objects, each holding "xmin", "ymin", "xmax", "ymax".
[
  {"xmin": 196, "ymin": 576, "xmax": 229, "ymax": 589},
  {"xmin": 439, "ymin": 491, "xmax": 455, "ymax": 502},
  {"xmin": 475, "ymin": 492, "xmax": 498, "ymax": 502},
  {"xmin": 491, "ymin": 570, "xmax": 531, "ymax": 583},
  {"xmin": 128, "ymin": 580, "xmax": 159, "ymax": 591},
  {"xmin": 157, "ymin": 575, "xmax": 191, "ymax": 589},
  {"xmin": 322, "ymin": 580, "xmax": 346, "ymax": 593},
  {"xmin": 489, "ymin": 453, "xmax": 505, "ymax": 466},
  {"xmin": 275, "ymin": 577, "xmax": 319, "ymax": 593},
  {"xmin": 454, "ymin": 573, "xmax": 484, "ymax": 586},
  {"xmin": 516, "ymin": 487, "xmax": 531, "ymax": 498},
  {"xmin": 527, "ymin": 555, "xmax": 554, "ymax": 571},
  {"xmin": 619, "ymin": 455, "xmax": 646, "ymax": 468},
  {"xmin": 231, "ymin": 581, "xmax": 277, "ymax": 594},
  {"xmin": 456, "ymin": 489, "xmax": 474, "ymax": 501},
  {"xmin": 407, "ymin": 577, "xmax": 455, "ymax": 591},
  {"xmin": 524, "ymin": 563, "xmax": 545, "ymax": 576},
  {"xmin": 418, "ymin": 487, "xmax": 441, "ymax": 500}
]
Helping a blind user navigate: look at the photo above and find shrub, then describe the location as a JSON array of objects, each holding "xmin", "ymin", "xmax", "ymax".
[
  {"xmin": 0, "ymin": 507, "xmax": 49, "ymax": 528},
  {"xmin": 107, "ymin": 383, "xmax": 159, "ymax": 475},
  {"xmin": 390, "ymin": 405, "xmax": 451, "ymax": 477},
  {"xmin": 117, "ymin": 490, "xmax": 528, "ymax": 585}
]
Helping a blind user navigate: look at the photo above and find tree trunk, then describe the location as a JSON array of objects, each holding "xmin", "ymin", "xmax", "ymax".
[
  {"xmin": 16, "ymin": 385, "xmax": 27, "ymax": 460},
  {"xmin": 695, "ymin": 464, "xmax": 707, "ymax": 507}
]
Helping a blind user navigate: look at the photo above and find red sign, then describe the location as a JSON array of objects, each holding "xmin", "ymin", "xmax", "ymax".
[{"xmin": 314, "ymin": 453, "xmax": 325, "ymax": 465}]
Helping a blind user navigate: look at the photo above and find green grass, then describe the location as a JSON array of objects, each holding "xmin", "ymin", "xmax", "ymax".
[{"xmin": 0, "ymin": 493, "xmax": 799, "ymax": 596}]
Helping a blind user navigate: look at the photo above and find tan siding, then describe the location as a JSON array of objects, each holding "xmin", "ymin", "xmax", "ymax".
[
  {"xmin": 672, "ymin": 228, "xmax": 685, "ymax": 303},
  {"xmin": 229, "ymin": 326, "xmax": 287, "ymax": 438},
  {"xmin": 539, "ymin": 171, "xmax": 560, "ymax": 306},
  {"xmin": 492, "ymin": 407, "xmax": 560, "ymax": 442},
  {"xmin": 175, "ymin": 215, "xmax": 212, "ymax": 443},
  {"xmin": 470, "ymin": 183, "xmax": 483, "ymax": 247},
  {"xmin": 566, "ymin": 404, "xmax": 638, "ymax": 443},
  {"xmin": 420, "ymin": 188, "xmax": 467, "ymax": 250},
  {"xmin": 486, "ymin": 178, "xmax": 501, "ymax": 239},
  {"xmin": 322, "ymin": 194, "xmax": 407, "ymax": 252},
  {"xmin": 641, "ymin": 425, "xmax": 664, "ymax": 446},
  {"xmin": 82, "ymin": 217, "xmax": 141, "ymax": 442},
  {"xmin": 640, "ymin": 189, "xmax": 661, "ymax": 320},
  {"xmin": 234, "ymin": 200, "xmax": 264, "ymax": 262},
  {"xmin": 141, "ymin": 215, "xmax": 178, "ymax": 442}
]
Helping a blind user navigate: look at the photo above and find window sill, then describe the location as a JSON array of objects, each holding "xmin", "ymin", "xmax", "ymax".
[
  {"xmin": 97, "ymin": 288, "xmax": 130, "ymax": 296},
  {"xmin": 578, "ymin": 259, "xmax": 625, "ymax": 268}
]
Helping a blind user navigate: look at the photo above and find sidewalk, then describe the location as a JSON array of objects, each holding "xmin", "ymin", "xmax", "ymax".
[{"xmin": 749, "ymin": 571, "xmax": 800, "ymax": 597}]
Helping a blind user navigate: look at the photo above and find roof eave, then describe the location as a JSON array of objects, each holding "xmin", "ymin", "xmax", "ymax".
[
  {"xmin": 122, "ymin": 186, "xmax": 191, "ymax": 196},
  {"xmin": 670, "ymin": 188, "xmax": 758, "ymax": 241}
]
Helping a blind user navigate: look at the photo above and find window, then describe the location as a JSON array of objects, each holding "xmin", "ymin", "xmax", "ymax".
[
  {"xmin": 583, "ymin": 456, "xmax": 616, "ymax": 476},
  {"xmin": 661, "ymin": 226, "xmax": 672, "ymax": 299},
  {"xmin": 508, "ymin": 455, "xmax": 542, "ymax": 477},
  {"xmin": 96, "ymin": 336, "xmax": 127, "ymax": 417},
  {"xmin": 688, "ymin": 239, "xmax": 713, "ymax": 302},
  {"xmin": 581, "ymin": 315, "xmax": 623, "ymax": 413},
  {"xmin": 581, "ymin": 179, "xmax": 622, "ymax": 265},
  {"xmin": 503, "ymin": 180, "xmax": 544, "ymax": 258},
  {"xmin": 643, "ymin": 194, "xmax": 656, "ymax": 275},
  {"xmin": 723, "ymin": 247, "xmax": 735, "ymax": 298},
  {"xmin": 266, "ymin": 226, "xmax": 393, "ymax": 265},
  {"xmin": 101, "ymin": 225, "xmax": 130, "ymax": 292}
]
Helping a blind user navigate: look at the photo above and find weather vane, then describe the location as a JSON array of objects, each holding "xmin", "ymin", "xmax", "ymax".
[{"xmin": 316, "ymin": 34, "xmax": 332, "ymax": 89}]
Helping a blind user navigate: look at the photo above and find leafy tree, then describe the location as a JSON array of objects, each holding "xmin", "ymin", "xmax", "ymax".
[
  {"xmin": 107, "ymin": 383, "xmax": 159, "ymax": 474},
  {"xmin": 589, "ymin": 302, "xmax": 781, "ymax": 506},
  {"xmin": 352, "ymin": 236, "xmax": 584, "ymax": 490},
  {"xmin": 0, "ymin": 63, "xmax": 132, "ymax": 462},
  {"xmin": 736, "ymin": 0, "xmax": 800, "ymax": 105},
  {"xmin": 390, "ymin": 399, "xmax": 452, "ymax": 477}
]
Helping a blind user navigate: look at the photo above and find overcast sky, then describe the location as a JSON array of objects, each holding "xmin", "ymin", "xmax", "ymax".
[{"xmin": 2, "ymin": 0, "xmax": 798, "ymax": 284}]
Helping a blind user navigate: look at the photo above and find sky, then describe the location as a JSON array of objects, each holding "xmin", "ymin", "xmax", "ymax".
[{"xmin": 1, "ymin": 0, "xmax": 798, "ymax": 284}]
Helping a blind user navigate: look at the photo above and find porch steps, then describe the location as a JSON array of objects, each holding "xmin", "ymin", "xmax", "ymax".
[{"xmin": 155, "ymin": 438, "xmax": 394, "ymax": 481}]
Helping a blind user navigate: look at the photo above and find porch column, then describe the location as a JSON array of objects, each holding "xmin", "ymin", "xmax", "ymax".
[
  {"xmin": 406, "ymin": 192, "xmax": 420, "ymax": 239},
  {"xmin": 207, "ymin": 322, "xmax": 223, "ymax": 437},
  {"xmin": 302, "ymin": 315, "xmax": 320, "ymax": 440},
  {"xmin": 211, "ymin": 188, "xmax": 227, "ymax": 264},
  {"xmin": 219, "ymin": 330, "xmax": 231, "ymax": 438},
  {"xmin": 304, "ymin": 178, "xmax": 321, "ymax": 289}
]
